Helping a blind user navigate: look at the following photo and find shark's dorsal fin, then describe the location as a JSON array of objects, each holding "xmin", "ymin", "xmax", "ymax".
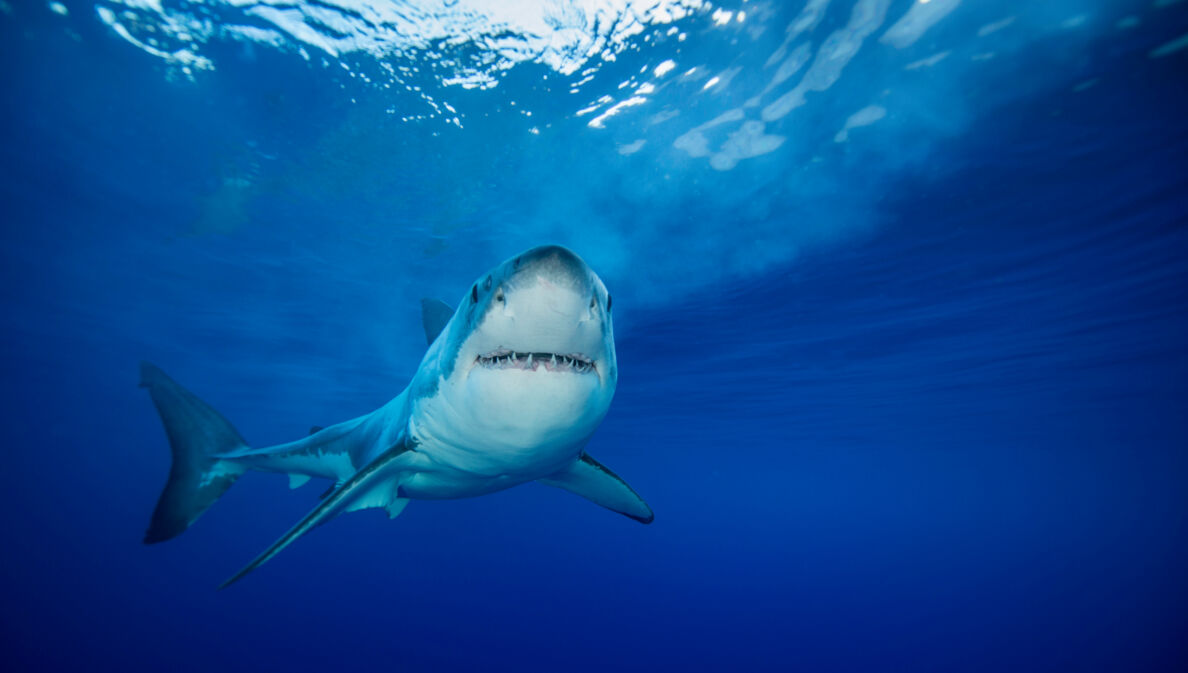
[
  {"xmin": 309, "ymin": 425, "xmax": 324, "ymax": 435},
  {"xmin": 220, "ymin": 443, "xmax": 412, "ymax": 589},
  {"xmin": 538, "ymin": 453, "xmax": 654, "ymax": 524},
  {"xmin": 421, "ymin": 298, "xmax": 454, "ymax": 345}
]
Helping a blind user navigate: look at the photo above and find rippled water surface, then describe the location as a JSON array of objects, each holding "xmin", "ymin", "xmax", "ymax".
[{"xmin": 1, "ymin": 1, "xmax": 1186, "ymax": 671}]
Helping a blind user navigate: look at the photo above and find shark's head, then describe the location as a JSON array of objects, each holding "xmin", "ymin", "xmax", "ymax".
[{"xmin": 421, "ymin": 245, "xmax": 617, "ymax": 457}]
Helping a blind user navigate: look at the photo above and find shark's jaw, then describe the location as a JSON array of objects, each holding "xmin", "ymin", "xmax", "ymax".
[{"xmin": 474, "ymin": 350, "xmax": 597, "ymax": 375}]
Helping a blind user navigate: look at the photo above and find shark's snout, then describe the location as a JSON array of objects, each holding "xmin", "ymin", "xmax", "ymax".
[
  {"xmin": 498, "ymin": 245, "xmax": 605, "ymax": 337},
  {"xmin": 509, "ymin": 245, "xmax": 591, "ymax": 292}
]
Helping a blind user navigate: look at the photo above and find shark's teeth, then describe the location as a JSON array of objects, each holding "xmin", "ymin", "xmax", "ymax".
[{"xmin": 475, "ymin": 350, "xmax": 595, "ymax": 374}]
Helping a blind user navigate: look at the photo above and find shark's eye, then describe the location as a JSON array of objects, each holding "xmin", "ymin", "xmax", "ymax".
[
  {"xmin": 471, "ymin": 284, "xmax": 478, "ymax": 304},
  {"xmin": 607, "ymin": 294, "xmax": 613, "ymax": 312},
  {"xmin": 495, "ymin": 288, "xmax": 505, "ymax": 303},
  {"xmin": 590, "ymin": 296, "xmax": 597, "ymax": 310},
  {"xmin": 483, "ymin": 276, "xmax": 492, "ymax": 290}
]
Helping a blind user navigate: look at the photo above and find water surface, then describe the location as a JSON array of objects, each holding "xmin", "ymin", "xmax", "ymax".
[{"xmin": 1, "ymin": 1, "xmax": 1186, "ymax": 671}]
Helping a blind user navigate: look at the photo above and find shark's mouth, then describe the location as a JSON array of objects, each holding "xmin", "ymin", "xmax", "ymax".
[{"xmin": 476, "ymin": 349, "xmax": 596, "ymax": 374}]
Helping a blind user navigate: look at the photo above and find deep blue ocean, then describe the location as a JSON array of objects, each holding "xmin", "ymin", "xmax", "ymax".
[{"xmin": 1, "ymin": 1, "xmax": 1186, "ymax": 671}]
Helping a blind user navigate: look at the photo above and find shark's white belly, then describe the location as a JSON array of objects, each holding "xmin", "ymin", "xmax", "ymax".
[
  {"xmin": 399, "ymin": 462, "xmax": 528, "ymax": 500},
  {"xmin": 399, "ymin": 428, "xmax": 587, "ymax": 500},
  {"xmin": 401, "ymin": 369, "xmax": 605, "ymax": 499}
]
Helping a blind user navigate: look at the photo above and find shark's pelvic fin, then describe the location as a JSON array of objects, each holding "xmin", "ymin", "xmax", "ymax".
[
  {"xmin": 140, "ymin": 362, "xmax": 250, "ymax": 544},
  {"xmin": 288, "ymin": 474, "xmax": 312, "ymax": 489},
  {"xmin": 420, "ymin": 298, "xmax": 454, "ymax": 345},
  {"xmin": 220, "ymin": 443, "xmax": 412, "ymax": 589},
  {"xmin": 538, "ymin": 453, "xmax": 654, "ymax": 524}
]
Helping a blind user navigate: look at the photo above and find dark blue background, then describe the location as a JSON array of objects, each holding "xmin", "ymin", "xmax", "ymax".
[{"xmin": 1, "ymin": 1, "xmax": 1186, "ymax": 671}]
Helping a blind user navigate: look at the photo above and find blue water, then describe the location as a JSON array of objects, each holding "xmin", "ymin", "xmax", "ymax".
[{"xmin": 2, "ymin": 1, "xmax": 1186, "ymax": 671}]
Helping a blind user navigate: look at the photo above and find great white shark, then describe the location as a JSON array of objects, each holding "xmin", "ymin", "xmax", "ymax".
[{"xmin": 140, "ymin": 245, "xmax": 651, "ymax": 588}]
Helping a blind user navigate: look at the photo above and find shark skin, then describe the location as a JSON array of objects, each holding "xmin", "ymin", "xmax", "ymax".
[{"xmin": 139, "ymin": 245, "xmax": 652, "ymax": 588}]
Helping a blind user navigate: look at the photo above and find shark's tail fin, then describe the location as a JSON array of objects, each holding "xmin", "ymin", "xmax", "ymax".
[{"xmin": 140, "ymin": 362, "xmax": 249, "ymax": 544}]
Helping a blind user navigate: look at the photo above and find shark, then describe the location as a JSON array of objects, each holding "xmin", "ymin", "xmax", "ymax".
[{"xmin": 140, "ymin": 245, "xmax": 652, "ymax": 588}]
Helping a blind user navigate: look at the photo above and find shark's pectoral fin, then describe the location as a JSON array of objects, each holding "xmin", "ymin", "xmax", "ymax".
[
  {"xmin": 220, "ymin": 443, "xmax": 411, "ymax": 589},
  {"xmin": 342, "ymin": 484, "xmax": 407, "ymax": 517},
  {"xmin": 538, "ymin": 453, "xmax": 653, "ymax": 524},
  {"xmin": 421, "ymin": 298, "xmax": 454, "ymax": 345},
  {"xmin": 343, "ymin": 494, "xmax": 408, "ymax": 519}
]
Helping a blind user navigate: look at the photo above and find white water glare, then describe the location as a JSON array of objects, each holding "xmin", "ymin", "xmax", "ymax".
[
  {"xmin": 96, "ymin": 0, "xmax": 705, "ymax": 88},
  {"xmin": 66, "ymin": 0, "xmax": 1186, "ymax": 354}
]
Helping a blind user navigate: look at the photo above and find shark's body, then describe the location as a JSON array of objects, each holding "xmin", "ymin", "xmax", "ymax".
[{"xmin": 141, "ymin": 245, "xmax": 651, "ymax": 588}]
